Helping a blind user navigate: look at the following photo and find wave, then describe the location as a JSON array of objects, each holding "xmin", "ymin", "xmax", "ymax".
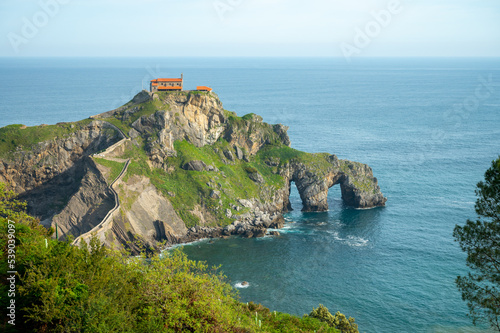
[
  {"xmin": 234, "ymin": 282, "xmax": 250, "ymax": 289},
  {"xmin": 163, "ymin": 238, "xmax": 211, "ymax": 251},
  {"xmin": 345, "ymin": 235, "xmax": 369, "ymax": 247},
  {"xmin": 327, "ymin": 231, "xmax": 369, "ymax": 247},
  {"xmin": 354, "ymin": 206, "xmax": 383, "ymax": 210},
  {"xmin": 446, "ymin": 200, "xmax": 475, "ymax": 208}
]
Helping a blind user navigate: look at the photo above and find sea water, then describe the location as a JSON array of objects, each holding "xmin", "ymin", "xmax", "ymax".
[{"xmin": 1, "ymin": 57, "xmax": 500, "ymax": 332}]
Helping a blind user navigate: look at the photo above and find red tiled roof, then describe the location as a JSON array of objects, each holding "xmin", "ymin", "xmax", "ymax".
[
  {"xmin": 151, "ymin": 78, "xmax": 183, "ymax": 82},
  {"xmin": 196, "ymin": 86, "xmax": 212, "ymax": 92}
]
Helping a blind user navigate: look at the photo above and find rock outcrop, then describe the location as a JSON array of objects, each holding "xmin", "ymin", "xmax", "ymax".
[
  {"xmin": 0, "ymin": 120, "xmax": 121, "ymax": 221},
  {"xmin": 223, "ymin": 114, "xmax": 291, "ymax": 155},
  {"xmin": 123, "ymin": 92, "xmax": 226, "ymax": 167},
  {"xmin": 110, "ymin": 175, "xmax": 188, "ymax": 253},
  {"xmin": 51, "ymin": 157, "xmax": 115, "ymax": 237}
]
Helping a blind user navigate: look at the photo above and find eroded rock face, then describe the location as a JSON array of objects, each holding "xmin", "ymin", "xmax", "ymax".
[
  {"xmin": 51, "ymin": 157, "xmax": 115, "ymax": 239},
  {"xmin": 223, "ymin": 114, "xmax": 291, "ymax": 155},
  {"xmin": 122, "ymin": 176, "xmax": 187, "ymax": 240},
  {"xmin": 339, "ymin": 165, "xmax": 387, "ymax": 209},
  {"xmin": 83, "ymin": 174, "xmax": 189, "ymax": 254},
  {"xmin": 182, "ymin": 160, "xmax": 207, "ymax": 171},
  {"xmin": 129, "ymin": 93, "xmax": 228, "ymax": 168},
  {"xmin": 0, "ymin": 121, "xmax": 121, "ymax": 219},
  {"xmin": 179, "ymin": 214, "xmax": 285, "ymax": 244},
  {"xmin": 132, "ymin": 93, "xmax": 226, "ymax": 148}
]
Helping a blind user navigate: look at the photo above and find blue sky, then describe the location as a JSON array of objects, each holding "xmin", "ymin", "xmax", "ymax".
[{"xmin": 1, "ymin": 0, "xmax": 499, "ymax": 57}]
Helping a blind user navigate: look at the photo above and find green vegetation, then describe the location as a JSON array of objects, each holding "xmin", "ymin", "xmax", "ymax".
[
  {"xmin": 149, "ymin": 140, "xmax": 283, "ymax": 227},
  {"xmin": 189, "ymin": 90, "xmax": 209, "ymax": 96},
  {"xmin": 225, "ymin": 112, "xmax": 284, "ymax": 147},
  {"xmin": 0, "ymin": 183, "xmax": 355, "ymax": 332},
  {"xmin": 453, "ymin": 157, "xmax": 500, "ymax": 331},
  {"xmin": 256, "ymin": 145, "xmax": 332, "ymax": 175},
  {"xmin": 244, "ymin": 165, "xmax": 259, "ymax": 174},
  {"xmin": 225, "ymin": 111, "xmax": 257, "ymax": 128},
  {"xmin": 0, "ymin": 119, "xmax": 94, "ymax": 158},
  {"xmin": 107, "ymin": 105, "xmax": 377, "ymax": 227},
  {"xmin": 93, "ymin": 158, "xmax": 125, "ymax": 184},
  {"xmin": 112, "ymin": 136, "xmax": 287, "ymax": 227},
  {"xmin": 309, "ymin": 304, "xmax": 359, "ymax": 333},
  {"xmin": 104, "ymin": 97, "xmax": 170, "ymax": 136},
  {"xmin": 256, "ymin": 145, "xmax": 304, "ymax": 164}
]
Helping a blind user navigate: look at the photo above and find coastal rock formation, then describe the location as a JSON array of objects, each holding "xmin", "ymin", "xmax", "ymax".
[
  {"xmin": 223, "ymin": 114, "xmax": 291, "ymax": 155},
  {"xmin": 0, "ymin": 90, "xmax": 386, "ymax": 253},
  {"xmin": 0, "ymin": 120, "xmax": 121, "ymax": 220},
  {"xmin": 110, "ymin": 175, "xmax": 188, "ymax": 253},
  {"xmin": 50, "ymin": 157, "xmax": 115, "ymax": 237},
  {"xmin": 285, "ymin": 158, "xmax": 386, "ymax": 211}
]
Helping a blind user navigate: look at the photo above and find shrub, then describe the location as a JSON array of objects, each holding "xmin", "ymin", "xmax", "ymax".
[
  {"xmin": 244, "ymin": 165, "xmax": 258, "ymax": 174},
  {"xmin": 310, "ymin": 304, "xmax": 359, "ymax": 333}
]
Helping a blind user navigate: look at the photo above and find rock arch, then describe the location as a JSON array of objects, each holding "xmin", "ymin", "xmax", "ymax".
[{"xmin": 284, "ymin": 155, "xmax": 387, "ymax": 211}]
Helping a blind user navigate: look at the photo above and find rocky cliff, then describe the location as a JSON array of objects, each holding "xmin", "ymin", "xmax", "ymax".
[
  {"xmin": 0, "ymin": 120, "xmax": 121, "ymax": 226},
  {"xmin": 0, "ymin": 90, "xmax": 386, "ymax": 253}
]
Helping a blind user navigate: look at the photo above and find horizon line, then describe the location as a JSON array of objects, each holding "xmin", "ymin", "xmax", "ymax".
[{"xmin": 1, "ymin": 55, "xmax": 500, "ymax": 59}]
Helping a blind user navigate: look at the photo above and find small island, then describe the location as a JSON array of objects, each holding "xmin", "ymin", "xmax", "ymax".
[{"xmin": 0, "ymin": 86, "xmax": 386, "ymax": 254}]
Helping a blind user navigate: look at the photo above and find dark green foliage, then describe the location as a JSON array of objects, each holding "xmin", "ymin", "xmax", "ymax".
[
  {"xmin": 19, "ymin": 238, "xmax": 137, "ymax": 332},
  {"xmin": 0, "ymin": 182, "xmax": 39, "ymax": 227},
  {"xmin": 309, "ymin": 304, "xmax": 359, "ymax": 333},
  {"xmin": 244, "ymin": 165, "xmax": 259, "ymax": 174},
  {"xmin": 243, "ymin": 302, "xmax": 340, "ymax": 332},
  {"xmin": 454, "ymin": 157, "xmax": 500, "ymax": 331},
  {"xmin": 0, "ymin": 183, "xmax": 54, "ymax": 332}
]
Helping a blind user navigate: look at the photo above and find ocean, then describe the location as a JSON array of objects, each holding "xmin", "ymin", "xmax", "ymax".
[{"xmin": 1, "ymin": 57, "xmax": 499, "ymax": 332}]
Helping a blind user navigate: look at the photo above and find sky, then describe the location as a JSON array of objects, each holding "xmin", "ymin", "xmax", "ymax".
[{"xmin": 0, "ymin": 0, "xmax": 499, "ymax": 57}]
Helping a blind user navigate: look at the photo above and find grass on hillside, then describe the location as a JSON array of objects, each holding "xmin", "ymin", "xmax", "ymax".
[
  {"xmin": 338, "ymin": 160, "xmax": 378, "ymax": 194},
  {"xmin": 93, "ymin": 158, "xmax": 126, "ymax": 184},
  {"xmin": 256, "ymin": 146, "xmax": 377, "ymax": 193},
  {"xmin": 0, "ymin": 119, "xmax": 94, "ymax": 158},
  {"xmin": 115, "ymin": 138, "xmax": 286, "ymax": 228},
  {"xmin": 103, "ymin": 97, "xmax": 170, "ymax": 136}
]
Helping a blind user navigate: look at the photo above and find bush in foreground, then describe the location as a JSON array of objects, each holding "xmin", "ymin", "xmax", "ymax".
[{"xmin": 309, "ymin": 304, "xmax": 358, "ymax": 333}]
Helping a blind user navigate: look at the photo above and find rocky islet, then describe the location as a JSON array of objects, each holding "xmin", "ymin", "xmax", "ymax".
[{"xmin": 0, "ymin": 90, "xmax": 386, "ymax": 253}]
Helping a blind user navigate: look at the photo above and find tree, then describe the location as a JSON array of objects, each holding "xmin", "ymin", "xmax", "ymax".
[
  {"xmin": 309, "ymin": 304, "xmax": 358, "ymax": 333},
  {"xmin": 0, "ymin": 182, "xmax": 39, "ymax": 228},
  {"xmin": 454, "ymin": 157, "xmax": 500, "ymax": 331}
]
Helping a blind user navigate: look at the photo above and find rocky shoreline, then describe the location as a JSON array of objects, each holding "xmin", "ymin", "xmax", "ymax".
[{"xmin": 179, "ymin": 213, "xmax": 285, "ymax": 244}]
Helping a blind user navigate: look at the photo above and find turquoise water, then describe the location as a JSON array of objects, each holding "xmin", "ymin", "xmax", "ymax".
[{"xmin": 1, "ymin": 57, "xmax": 500, "ymax": 332}]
